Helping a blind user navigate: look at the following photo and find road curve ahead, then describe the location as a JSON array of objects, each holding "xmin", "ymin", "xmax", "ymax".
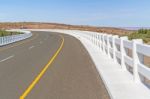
[{"xmin": 0, "ymin": 31, "xmax": 110, "ymax": 99}]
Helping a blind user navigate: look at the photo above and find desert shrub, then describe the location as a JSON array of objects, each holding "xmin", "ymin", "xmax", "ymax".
[
  {"xmin": 128, "ymin": 29, "xmax": 150, "ymax": 43},
  {"xmin": 0, "ymin": 30, "xmax": 22, "ymax": 37}
]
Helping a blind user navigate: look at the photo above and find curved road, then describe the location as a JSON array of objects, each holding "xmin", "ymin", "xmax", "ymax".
[{"xmin": 0, "ymin": 31, "xmax": 110, "ymax": 99}]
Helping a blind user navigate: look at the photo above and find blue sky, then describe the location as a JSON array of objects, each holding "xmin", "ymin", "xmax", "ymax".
[{"xmin": 0, "ymin": 0, "xmax": 150, "ymax": 27}]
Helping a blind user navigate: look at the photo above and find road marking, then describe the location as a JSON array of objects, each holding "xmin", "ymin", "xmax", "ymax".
[
  {"xmin": 0, "ymin": 55, "xmax": 14, "ymax": 63},
  {"xmin": 28, "ymin": 46, "xmax": 35, "ymax": 50},
  {"xmin": 20, "ymin": 35, "xmax": 64, "ymax": 99},
  {"xmin": 0, "ymin": 34, "xmax": 39, "ymax": 52}
]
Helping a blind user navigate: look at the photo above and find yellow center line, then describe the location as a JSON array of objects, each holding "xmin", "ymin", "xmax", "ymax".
[
  {"xmin": 20, "ymin": 35, "xmax": 64, "ymax": 99},
  {"xmin": 0, "ymin": 34, "xmax": 39, "ymax": 52}
]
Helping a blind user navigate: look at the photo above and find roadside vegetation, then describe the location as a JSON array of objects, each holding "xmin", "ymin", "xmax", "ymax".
[
  {"xmin": 0, "ymin": 30, "xmax": 22, "ymax": 37},
  {"xmin": 127, "ymin": 29, "xmax": 150, "ymax": 44}
]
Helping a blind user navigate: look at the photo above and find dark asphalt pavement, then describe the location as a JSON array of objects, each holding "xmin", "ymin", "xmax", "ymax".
[{"xmin": 0, "ymin": 31, "xmax": 110, "ymax": 99}]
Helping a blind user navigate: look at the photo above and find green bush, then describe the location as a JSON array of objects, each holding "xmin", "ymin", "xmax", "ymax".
[
  {"xmin": 128, "ymin": 29, "xmax": 150, "ymax": 43},
  {"xmin": 0, "ymin": 30, "xmax": 22, "ymax": 37}
]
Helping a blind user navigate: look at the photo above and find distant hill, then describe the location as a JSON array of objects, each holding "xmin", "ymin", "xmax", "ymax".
[
  {"xmin": 121, "ymin": 27, "xmax": 150, "ymax": 30},
  {"xmin": 0, "ymin": 22, "xmax": 133, "ymax": 35}
]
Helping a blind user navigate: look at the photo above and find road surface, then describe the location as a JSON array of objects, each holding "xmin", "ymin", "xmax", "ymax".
[{"xmin": 0, "ymin": 31, "xmax": 110, "ymax": 99}]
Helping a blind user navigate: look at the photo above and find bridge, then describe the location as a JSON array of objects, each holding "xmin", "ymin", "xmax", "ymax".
[{"xmin": 0, "ymin": 29, "xmax": 150, "ymax": 99}]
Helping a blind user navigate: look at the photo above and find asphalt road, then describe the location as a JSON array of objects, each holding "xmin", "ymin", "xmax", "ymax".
[{"xmin": 0, "ymin": 31, "xmax": 110, "ymax": 99}]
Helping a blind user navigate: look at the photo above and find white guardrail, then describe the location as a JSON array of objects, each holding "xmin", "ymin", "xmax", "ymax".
[
  {"xmin": 50, "ymin": 30, "xmax": 150, "ymax": 85},
  {"xmin": 0, "ymin": 30, "xmax": 32, "ymax": 46}
]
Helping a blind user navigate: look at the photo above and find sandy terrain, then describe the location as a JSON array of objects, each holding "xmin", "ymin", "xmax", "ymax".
[{"xmin": 0, "ymin": 22, "xmax": 133, "ymax": 36}]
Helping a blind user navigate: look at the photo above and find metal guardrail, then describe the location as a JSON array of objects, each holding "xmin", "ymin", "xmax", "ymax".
[{"xmin": 0, "ymin": 30, "xmax": 32, "ymax": 46}]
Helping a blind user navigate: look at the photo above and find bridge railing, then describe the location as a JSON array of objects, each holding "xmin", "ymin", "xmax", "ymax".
[
  {"xmin": 0, "ymin": 30, "xmax": 32, "ymax": 46},
  {"xmin": 42, "ymin": 29, "xmax": 150, "ymax": 86},
  {"xmin": 67, "ymin": 30, "xmax": 150, "ymax": 85}
]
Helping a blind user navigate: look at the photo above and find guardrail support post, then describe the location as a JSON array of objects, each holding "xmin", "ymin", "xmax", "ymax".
[
  {"xmin": 96, "ymin": 33, "xmax": 98, "ymax": 46},
  {"xmin": 132, "ymin": 39, "xmax": 143, "ymax": 83},
  {"xmin": 92, "ymin": 34, "xmax": 94, "ymax": 44},
  {"xmin": 94, "ymin": 34, "xmax": 97, "ymax": 45},
  {"xmin": 120, "ymin": 36, "xmax": 128, "ymax": 70},
  {"xmin": 112, "ymin": 35, "xmax": 119, "ymax": 62},
  {"xmin": 107, "ymin": 35, "xmax": 111, "ymax": 58},
  {"xmin": 102, "ymin": 34, "xmax": 105, "ymax": 52},
  {"xmin": 98, "ymin": 34, "xmax": 101, "ymax": 51},
  {"xmin": 100, "ymin": 34, "xmax": 103, "ymax": 51},
  {"xmin": 89, "ymin": 33, "xmax": 92, "ymax": 42}
]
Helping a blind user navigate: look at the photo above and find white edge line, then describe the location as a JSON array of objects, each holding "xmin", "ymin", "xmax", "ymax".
[
  {"xmin": 0, "ymin": 55, "xmax": 15, "ymax": 63},
  {"xmin": 28, "ymin": 46, "xmax": 35, "ymax": 50}
]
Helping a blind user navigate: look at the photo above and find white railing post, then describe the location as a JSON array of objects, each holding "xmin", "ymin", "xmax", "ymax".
[
  {"xmin": 107, "ymin": 35, "xmax": 112, "ymax": 58},
  {"xmin": 92, "ymin": 34, "xmax": 94, "ymax": 44},
  {"xmin": 97, "ymin": 34, "xmax": 99, "ymax": 47},
  {"xmin": 106, "ymin": 35, "xmax": 110, "ymax": 57},
  {"xmin": 96, "ymin": 33, "xmax": 98, "ymax": 46},
  {"xmin": 120, "ymin": 36, "xmax": 128, "ymax": 70},
  {"xmin": 132, "ymin": 39, "xmax": 143, "ymax": 83},
  {"xmin": 104, "ymin": 34, "xmax": 106, "ymax": 53},
  {"xmin": 106, "ymin": 35, "xmax": 108, "ymax": 55},
  {"xmin": 100, "ymin": 34, "xmax": 103, "ymax": 51},
  {"xmin": 102, "ymin": 34, "xmax": 105, "ymax": 52},
  {"xmin": 112, "ymin": 35, "xmax": 119, "ymax": 62},
  {"xmin": 88, "ymin": 33, "xmax": 90, "ymax": 41},
  {"xmin": 103, "ymin": 34, "xmax": 107, "ymax": 54},
  {"xmin": 89, "ymin": 33, "xmax": 92, "ymax": 42},
  {"xmin": 104, "ymin": 34, "xmax": 107, "ymax": 54},
  {"xmin": 91, "ymin": 33, "xmax": 93, "ymax": 43},
  {"xmin": 90, "ymin": 33, "xmax": 93, "ymax": 42},
  {"xmin": 93, "ymin": 34, "xmax": 95, "ymax": 45},
  {"xmin": 94, "ymin": 34, "xmax": 97, "ymax": 45},
  {"xmin": 97, "ymin": 34, "xmax": 101, "ymax": 50}
]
